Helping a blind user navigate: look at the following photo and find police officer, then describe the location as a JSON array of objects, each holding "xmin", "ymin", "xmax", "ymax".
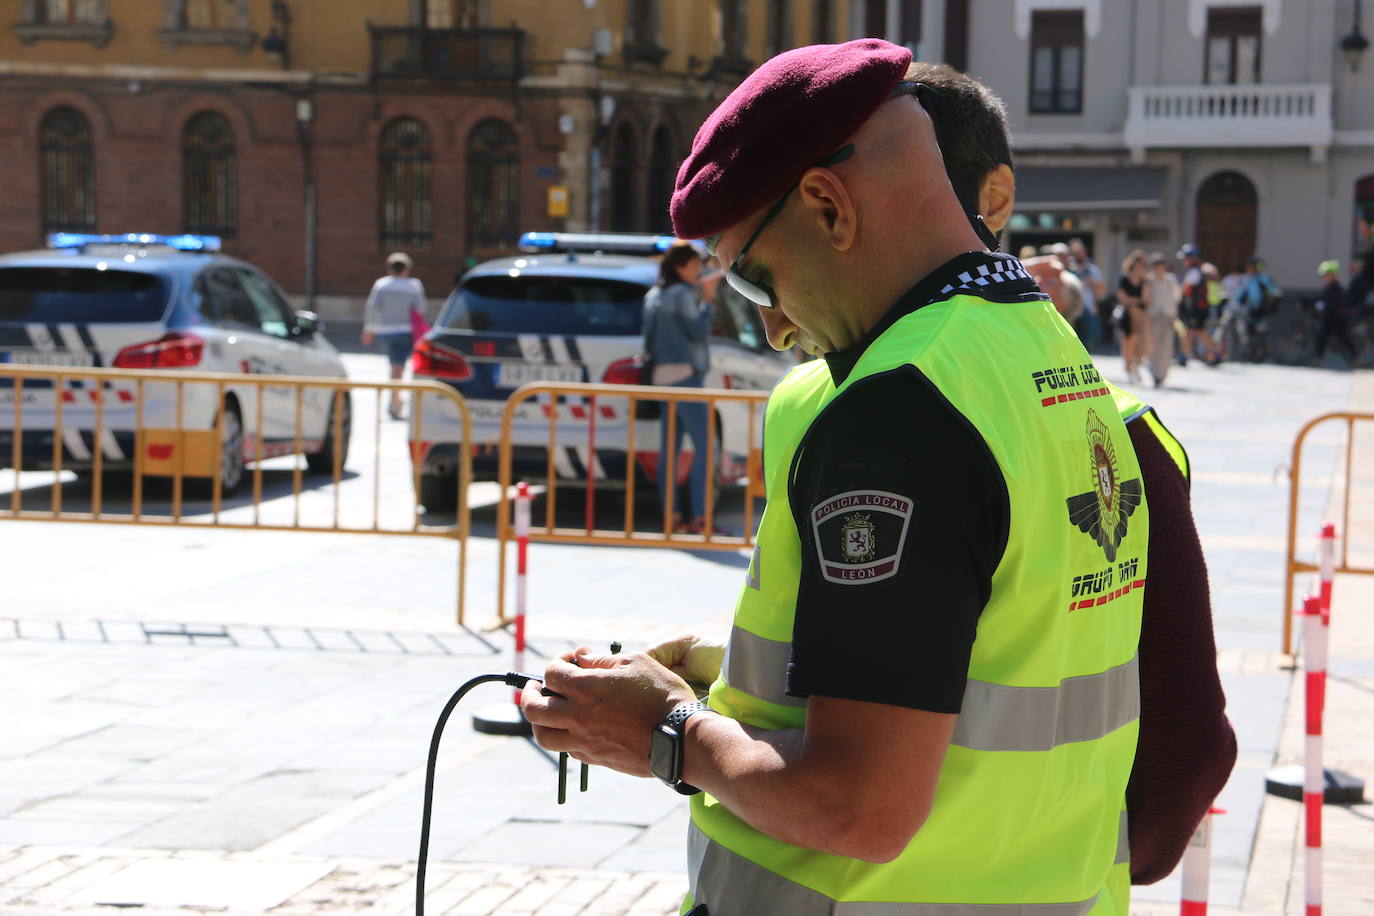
[{"xmin": 522, "ymin": 40, "xmax": 1146, "ymax": 913}]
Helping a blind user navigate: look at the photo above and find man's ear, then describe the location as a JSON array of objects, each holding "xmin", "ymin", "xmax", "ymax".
[
  {"xmin": 978, "ymin": 165, "xmax": 1015, "ymax": 236},
  {"xmin": 796, "ymin": 167, "xmax": 856, "ymax": 253}
]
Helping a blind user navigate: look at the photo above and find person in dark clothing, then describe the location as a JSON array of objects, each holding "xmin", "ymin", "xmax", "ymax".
[
  {"xmin": 904, "ymin": 60, "xmax": 1236, "ymax": 885},
  {"xmin": 1314, "ymin": 260, "xmax": 1358, "ymax": 365}
]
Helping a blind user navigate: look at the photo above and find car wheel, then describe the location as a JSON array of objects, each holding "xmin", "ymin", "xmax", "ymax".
[
  {"xmin": 191, "ymin": 401, "xmax": 244, "ymax": 498},
  {"xmin": 417, "ymin": 470, "xmax": 458, "ymax": 513},
  {"xmin": 306, "ymin": 392, "xmax": 351, "ymax": 475}
]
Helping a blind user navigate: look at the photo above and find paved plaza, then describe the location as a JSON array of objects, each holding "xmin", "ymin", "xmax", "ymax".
[{"xmin": 1, "ymin": 353, "xmax": 1371, "ymax": 914}]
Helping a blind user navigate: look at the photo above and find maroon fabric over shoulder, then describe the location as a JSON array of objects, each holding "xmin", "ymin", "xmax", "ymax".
[
  {"xmin": 670, "ymin": 39, "xmax": 911, "ymax": 240},
  {"xmin": 1126, "ymin": 418, "xmax": 1238, "ymax": 885}
]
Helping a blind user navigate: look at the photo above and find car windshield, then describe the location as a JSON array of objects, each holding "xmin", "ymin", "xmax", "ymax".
[
  {"xmin": 0, "ymin": 267, "xmax": 170, "ymax": 323},
  {"xmin": 437, "ymin": 275, "xmax": 647, "ymax": 336}
]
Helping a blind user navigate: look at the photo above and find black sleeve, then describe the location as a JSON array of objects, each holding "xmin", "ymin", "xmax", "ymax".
[{"xmin": 785, "ymin": 367, "xmax": 1010, "ymax": 714}]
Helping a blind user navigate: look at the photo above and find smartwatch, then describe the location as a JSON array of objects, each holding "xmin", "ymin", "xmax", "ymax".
[{"xmin": 649, "ymin": 701, "xmax": 711, "ymax": 795}]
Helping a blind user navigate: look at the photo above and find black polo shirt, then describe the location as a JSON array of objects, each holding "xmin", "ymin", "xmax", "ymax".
[{"xmin": 784, "ymin": 252, "xmax": 1044, "ymax": 714}]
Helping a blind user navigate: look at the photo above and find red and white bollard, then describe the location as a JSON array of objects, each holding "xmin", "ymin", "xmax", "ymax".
[
  {"xmin": 1180, "ymin": 805, "xmax": 1225, "ymax": 916},
  {"xmin": 1317, "ymin": 523, "xmax": 1335, "ymax": 623},
  {"xmin": 513, "ymin": 481, "xmax": 531, "ymax": 703},
  {"xmin": 1302, "ymin": 592, "xmax": 1328, "ymax": 916}
]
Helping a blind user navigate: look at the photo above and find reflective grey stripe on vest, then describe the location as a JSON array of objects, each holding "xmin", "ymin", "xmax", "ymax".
[
  {"xmin": 723, "ymin": 629, "xmax": 1138, "ymax": 750},
  {"xmin": 1116, "ymin": 809, "xmax": 1130, "ymax": 865},
  {"xmin": 688, "ymin": 823, "xmax": 1102, "ymax": 916},
  {"xmin": 723, "ymin": 625, "xmax": 807, "ymax": 708},
  {"xmin": 951, "ymin": 655, "xmax": 1140, "ymax": 752}
]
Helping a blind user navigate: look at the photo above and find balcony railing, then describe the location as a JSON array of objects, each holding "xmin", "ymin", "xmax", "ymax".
[
  {"xmin": 369, "ymin": 26, "xmax": 524, "ymax": 82},
  {"xmin": 1124, "ymin": 83, "xmax": 1332, "ymax": 155}
]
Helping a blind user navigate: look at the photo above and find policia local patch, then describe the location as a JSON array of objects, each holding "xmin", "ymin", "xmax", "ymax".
[{"xmin": 811, "ymin": 489, "xmax": 914, "ymax": 585}]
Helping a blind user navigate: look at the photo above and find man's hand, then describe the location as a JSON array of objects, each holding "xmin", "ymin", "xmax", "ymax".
[
  {"xmin": 520, "ymin": 648, "xmax": 698, "ymax": 777},
  {"xmin": 361, "ymin": 331, "xmax": 375, "ymax": 347},
  {"xmin": 647, "ymin": 634, "xmax": 725, "ymax": 694}
]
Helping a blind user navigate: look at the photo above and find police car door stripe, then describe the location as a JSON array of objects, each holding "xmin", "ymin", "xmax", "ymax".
[
  {"xmin": 687, "ymin": 823, "xmax": 1102, "ymax": 915},
  {"xmin": 62, "ymin": 426, "xmax": 92, "ymax": 461},
  {"xmin": 25, "ymin": 324, "xmax": 55, "ymax": 351},
  {"xmin": 74, "ymin": 324, "xmax": 98, "ymax": 351},
  {"xmin": 545, "ymin": 335, "xmax": 567, "ymax": 364},
  {"xmin": 99, "ymin": 428, "xmax": 125, "ymax": 460},
  {"xmin": 722, "ymin": 627, "xmax": 1139, "ymax": 747},
  {"xmin": 563, "ymin": 336, "xmax": 583, "ymax": 363},
  {"xmin": 56, "ymin": 324, "xmax": 85, "ymax": 353},
  {"xmin": 539, "ymin": 336, "xmax": 556, "ymax": 363},
  {"xmin": 722, "ymin": 625, "xmax": 807, "ymax": 708}
]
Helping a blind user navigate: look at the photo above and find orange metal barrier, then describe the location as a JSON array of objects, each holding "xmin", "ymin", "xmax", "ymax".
[
  {"xmin": 1282, "ymin": 411, "xmax": 1374, "ymax": 654},
  {"xmin": 494, "ymin": 381, "xmax": 769, "ymax": 624},
  {"xmin": 0, "ymin": 364, "xmax": 473, "ymax": 623}
]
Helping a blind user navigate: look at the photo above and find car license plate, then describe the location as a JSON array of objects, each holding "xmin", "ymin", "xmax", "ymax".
[
  {"xmin": 497, "ymin": 362, "xmax": 583, "ymax": 388},
  {"xmin": 7, "ymin": 350, "xmax": 95, "ymax": 368}
]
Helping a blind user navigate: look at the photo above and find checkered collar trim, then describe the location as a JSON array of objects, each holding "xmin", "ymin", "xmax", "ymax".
[{"xmin": 938, "ymin": 254, "xmax": 1037, "ymax": 297}]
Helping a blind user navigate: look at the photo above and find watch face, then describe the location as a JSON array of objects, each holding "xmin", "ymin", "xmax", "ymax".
[{"xmin": 649, "ymin": 724, "xmax": 678, "ymax": 784}]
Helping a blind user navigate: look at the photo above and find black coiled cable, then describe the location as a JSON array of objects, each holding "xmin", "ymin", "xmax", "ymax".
[{"xmin": 416, "ymin": 672, "xmax": 540, "ymax": 916}]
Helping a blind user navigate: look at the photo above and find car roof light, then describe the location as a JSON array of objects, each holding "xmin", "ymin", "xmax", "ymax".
[
  {"xmin": 517, "ymin": 232, "xmax": 687, "ymax": 256},
  {"xmin": 45, "ymin": 232, "xmax": 222, "ymax": 253}
]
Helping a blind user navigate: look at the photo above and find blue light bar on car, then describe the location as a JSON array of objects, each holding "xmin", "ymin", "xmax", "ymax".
[
  {"xmin": 517, "ymin": 232, "xmax": 683, "ymax": 255},
  {"xmin": 45, "ymin": 232, "xmax": 222, "ymax": 252}
]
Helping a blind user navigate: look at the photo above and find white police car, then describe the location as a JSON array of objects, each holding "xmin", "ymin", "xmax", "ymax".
[
  {"xmin": 0, "ymin": 233, "xmax": 349, "ymax": 495},
  {"xmin": 409, "ymin": 232, "xmax": 794, "ymax": 508}
]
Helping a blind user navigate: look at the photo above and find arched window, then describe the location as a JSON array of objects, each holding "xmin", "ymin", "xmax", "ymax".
[
  {"xmin": 380, "ymin": 117, "xmax": 433, "ymax": 249},
  {"xmin": 1194, "ymin": 171, "xmax": 1258, "ymax": 275},
  {"xmin": 467, "ymin": 119, "xmax": 519, "ymax": 250},
  {"xmin": 182, "ymin": 111, "xmax": 236, "ymax": 237},
  {"xmin": 609, "ymin": 122, "xmax": 638, "ymax": 232},
  {"xmin": 39, "ymin": 106, "xmax": 95, "ymax": 233},
  {"xmin": 645, "ymin": 126, "xmax": 674, "ymax": 234}
]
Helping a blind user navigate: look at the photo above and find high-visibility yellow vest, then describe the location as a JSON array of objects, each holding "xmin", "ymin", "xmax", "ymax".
[
  {"xmin": 687, "ymin": 291, "xmax": 1149, "ymax": 915},
  {"xmin": 1110, "ymin": 385, "xmax": 1190, "ymax": 483}
]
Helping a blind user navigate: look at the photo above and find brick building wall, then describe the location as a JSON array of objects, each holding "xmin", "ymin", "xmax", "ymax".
[{"xmin": 0, "ymin": 76, "xmax": 567, "ymax": 312}]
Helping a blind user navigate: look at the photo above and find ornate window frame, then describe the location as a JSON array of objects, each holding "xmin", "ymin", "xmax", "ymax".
[
  {"xmin": 1014, "ymin": 0, "xmax": 1101, "ymax": 40},
  {"xmin": 624, "ymin": 0, "xmax": 668, "ymax": 66},
  {"xmin": 158, "ymin": 0, "xmax": 255, "ymax": 52},
  {"xmin": 16, "ymin": 0, "xmax": 115, "ymax": 48},
  {"xmin": 1188, "ymin": 0, "xmax": 1281, "ymax": 38}
]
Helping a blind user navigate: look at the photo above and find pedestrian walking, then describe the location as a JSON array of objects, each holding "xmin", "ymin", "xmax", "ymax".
[
  {"xmin": 1177, "ymin": 244, "xmax": 1221, "ymax": 366},
  {"xmin": 362, "ymin": 252, "xmax": 427, "ymax": 419},
  {"xmin": 1069, "ymin": 237, "xmax": 1107, "ymax": 348},
  {"xmin": 1145, "ymin": 253, "xmax": 1180, "ymax": 386},
  {"xmin": 524, "ymin": 40, "xmax": 1160, "ymax": 914},
  {"xmin": 1314, "ymin": 259, "xmax": 1359, "ymax": 366},
  {"xmin": 641, "ymin": 241, "xmax": 715, "ymax": 534},
  {"xmin": 1117, "ymin": 249, "xmax": 1150, "ymax": 382}
]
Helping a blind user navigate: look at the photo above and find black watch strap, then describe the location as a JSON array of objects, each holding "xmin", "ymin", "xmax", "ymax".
[{"xmin": 665, "ymin": 701, "xmax": 711, "ymax": 730}]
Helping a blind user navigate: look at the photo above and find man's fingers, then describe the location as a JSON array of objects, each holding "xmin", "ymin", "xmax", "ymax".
[{"xmin": 529, "ymin": 723, "xmax": 573, "ymax": 753}]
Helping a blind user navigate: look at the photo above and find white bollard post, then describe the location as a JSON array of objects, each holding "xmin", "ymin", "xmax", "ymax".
[
  {"xmin": 1317, "ymin": 522, "xmax": 1335, "ymax": 623},
  {"xmin": 1302, "ymin": 593, "xmax": 1327, "ymax": 916},
  {"xmin": 1179, "ymin": 805, "xmax": 1224, "ymax": 916}
]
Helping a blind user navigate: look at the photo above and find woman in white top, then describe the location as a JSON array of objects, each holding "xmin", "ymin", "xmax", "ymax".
[
  {"xmin": 641, "ymin": 243, "xmax": 713, "ymax": 533},
  {"xmin": 1143, "ymin": 252, "xmax": 1180, "ymax": 388}
]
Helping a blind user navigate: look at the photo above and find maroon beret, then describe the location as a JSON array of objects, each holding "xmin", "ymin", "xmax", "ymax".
[{"xmin": 670, "ymin": 39, "xmax": 912, "ymax": 241}]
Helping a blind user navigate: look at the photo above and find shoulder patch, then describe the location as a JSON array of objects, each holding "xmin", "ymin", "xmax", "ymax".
[{"xmin": 810, "ymin": 489, "xmax": 914, "ymax": 585}]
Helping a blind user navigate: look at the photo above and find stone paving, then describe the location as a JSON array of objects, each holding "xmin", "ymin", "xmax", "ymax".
[{"xmin": 1, "ymin": 354, "xmax": 1371, "ymax": 914}]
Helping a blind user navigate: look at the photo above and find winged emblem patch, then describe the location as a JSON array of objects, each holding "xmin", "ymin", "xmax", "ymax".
[{"xmin": 1065, "ymin": 409, "xmax": 1142, "ymax": 562}]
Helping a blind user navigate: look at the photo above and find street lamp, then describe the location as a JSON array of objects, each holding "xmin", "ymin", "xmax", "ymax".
[
  {"xmin": 1341, "ymin": 0, "xmax": 1369, "ymax": 73},
  {"xmin": 295, "ymin": 95, "xmax": 316, "ymax": 312}
]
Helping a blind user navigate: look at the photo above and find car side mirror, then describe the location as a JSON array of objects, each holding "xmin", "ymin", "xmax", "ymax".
[{"xmin": 294, "ymin": 310, "xmax": 323, "ymax": 338}]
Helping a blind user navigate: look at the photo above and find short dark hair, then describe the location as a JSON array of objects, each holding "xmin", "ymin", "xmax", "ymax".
[{"xmin": 905, "ymin": 62, "xmax": 1012, "ymax": 206}]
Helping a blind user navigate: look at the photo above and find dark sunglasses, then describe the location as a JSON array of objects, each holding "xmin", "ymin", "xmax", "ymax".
[{"xmin": 723, "ymin": 81, "xmax": 935, "ymax": 309}]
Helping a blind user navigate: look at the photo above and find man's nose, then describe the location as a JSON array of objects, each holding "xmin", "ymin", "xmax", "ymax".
[{"xmin": 758, "ymin": 304, "xmax": 796, "ymax": 351}]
